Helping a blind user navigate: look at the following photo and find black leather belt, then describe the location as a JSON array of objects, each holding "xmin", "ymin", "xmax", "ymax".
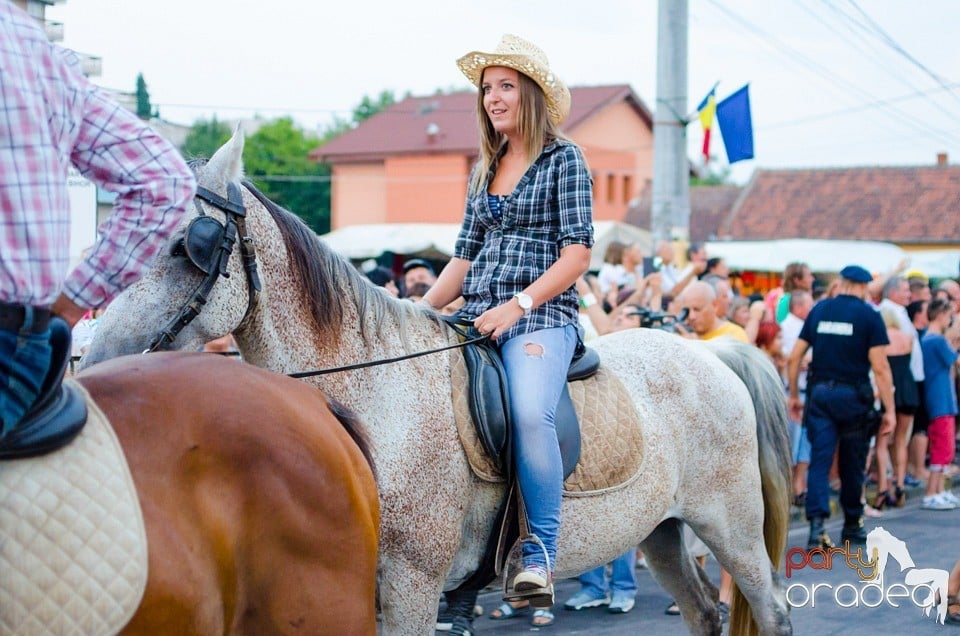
[{"xmin": 0, "ymin": 302, "xmax": 52, "ymax": 335}]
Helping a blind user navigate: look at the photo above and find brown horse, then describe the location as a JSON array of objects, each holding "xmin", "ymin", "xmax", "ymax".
[{"xmin": 32, "ymin": 352, "xmax": 378, "ymax": 635}]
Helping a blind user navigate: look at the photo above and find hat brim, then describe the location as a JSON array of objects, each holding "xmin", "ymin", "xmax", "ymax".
[{"xmin": 456, "ymin": 51, "xmax": 571, "ymax": 126}]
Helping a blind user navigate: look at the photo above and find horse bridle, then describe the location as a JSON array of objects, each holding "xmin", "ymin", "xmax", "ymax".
[
  {"xmin": 145, "ymin": 182, "xmax": 262, "ymax": 352},
  {"xmin": 144, "ymin": 182, "xmax": 486, "ymax": 374}
]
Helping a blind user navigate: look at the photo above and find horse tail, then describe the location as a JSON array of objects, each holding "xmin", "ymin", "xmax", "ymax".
[
  {"xmin": 704, "ymin": 338, "xmax": 792, "ymax": 636},
  {"xmin": 326, "ymin": 397, "xmax": 377, "ymax": 481}
]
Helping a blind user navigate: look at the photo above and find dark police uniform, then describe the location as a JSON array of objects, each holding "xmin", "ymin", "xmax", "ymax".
[{"xmin": 799, "ymin": 292, "xmax": 888, "ymax": 528}]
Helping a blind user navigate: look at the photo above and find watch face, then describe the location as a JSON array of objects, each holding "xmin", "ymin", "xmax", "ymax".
[{"xmin": 516, "ymin": 293, "xmax": 533, "ymax": 310}]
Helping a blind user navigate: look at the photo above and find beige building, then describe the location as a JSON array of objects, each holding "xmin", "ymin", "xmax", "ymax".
[{"xmin": 312, "ymin": 86, "xmax": 655, "ymax": 230}]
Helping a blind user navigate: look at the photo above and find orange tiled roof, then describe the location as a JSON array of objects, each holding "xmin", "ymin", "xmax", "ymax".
[
  {"xmin": 625, "ymin": 181, "xmax": 742, "ymax": 242},
  {"xmin": 310, "ymin": 85, "xmax": 652, "ymax": 164},
  {"xmin": 720, "ymin": 166, "xmax": 960, "ymax": 243}
]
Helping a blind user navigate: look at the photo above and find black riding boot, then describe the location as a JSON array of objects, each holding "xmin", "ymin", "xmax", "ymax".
[
  {"xmin": 840, "ymin": 514, "xmax": 867, "ymax": 545},
  {"xmin": 807, "ymin": 516, "xmax": 834, "ymax": 549}
]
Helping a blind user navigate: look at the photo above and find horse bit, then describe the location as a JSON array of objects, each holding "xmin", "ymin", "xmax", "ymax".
[{"xmin": 144, "ymin": 182, "xmax": 262, "ymax": 353}]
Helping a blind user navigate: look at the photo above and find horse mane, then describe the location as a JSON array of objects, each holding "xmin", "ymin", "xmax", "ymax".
[
  {"xmin": 239, "ymin": 180, "xmax": 436, "ymax": 346},
  {"xmin": 326, "ymin": 397, "xmax": 377, "ymax": 480}
]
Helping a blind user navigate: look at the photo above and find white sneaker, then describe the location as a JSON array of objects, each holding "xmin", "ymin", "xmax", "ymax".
[
  {"xmin": 921, "ymin": 493, "xmax": 957, "ymax": 510},
  {"xmin": 940, "ymin": 490, "xmax": 959, "ymax": 506}
]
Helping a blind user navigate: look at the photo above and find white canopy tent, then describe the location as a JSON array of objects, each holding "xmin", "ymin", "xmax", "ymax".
[
  {"xmin": 320, "ymin": 221, "xmax": 651, "ymax": 271},
  {"xmin": 706, "ymin": 239, "xmax": 909, "ymax": 276},
  {"xmin": 905, "ymin": 249, "xmax": 960, "ymax": 280}
]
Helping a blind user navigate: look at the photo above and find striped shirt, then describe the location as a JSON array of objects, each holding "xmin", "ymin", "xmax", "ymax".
[
  {"xmin": 455, "ymin": 139, "xmax": 594, "ymax": 343},
  {"xmin": 0, "ymin": 3, "xmax": 196, "ymax": 308}
]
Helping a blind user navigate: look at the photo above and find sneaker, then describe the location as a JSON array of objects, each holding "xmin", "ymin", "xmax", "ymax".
[
  {"xmin": 921, "ymin": 493, "xmax": 957, "ymax": 510},
  {"xmin": 940, "ymin": 490, "xmax": 959, "ymax": 506},
  {"xmin": 718, "ymin": 601, "xmax": 731, "ymax": 624},
  {"xmin": 608, "ymin": 591, "xmax": 635, "ymax": 614},
  {"xmin": 636, "ymin": 555, "xmax": 649, "ymax": 570},
  {"xmin": 436, "ymin": 609, "xmax": 453, "ymax": 632},
  {"xmin": 563, "ymin": 589, "xmax": 610, "ymax": 611},
  {"xmin": 904, "ymin": 474, "xmax": 923, "ymax": 488},
  {"xmin": 513, "ymin": 565, "xmax": 549, "ymax": 591}
]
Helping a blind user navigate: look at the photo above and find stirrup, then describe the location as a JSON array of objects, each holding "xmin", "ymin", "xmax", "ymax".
[{"xmin": 502, "ymin": 535, "xmax": 554, "ymax": 609}]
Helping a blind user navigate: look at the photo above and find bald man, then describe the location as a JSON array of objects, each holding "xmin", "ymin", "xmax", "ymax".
[{"xmin": 677, "ymin": 281, "xmax": 748, "ymax": 342}]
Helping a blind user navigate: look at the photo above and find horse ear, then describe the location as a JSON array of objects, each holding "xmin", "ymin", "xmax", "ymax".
[{"xmin": 206, "ymin": 126, "xmax": 246, "ymax": 185}]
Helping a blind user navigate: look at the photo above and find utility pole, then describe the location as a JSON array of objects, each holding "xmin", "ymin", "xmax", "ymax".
[{"xmin": 651, "ymin": 0, "xmax": 691, "ymax": 244}]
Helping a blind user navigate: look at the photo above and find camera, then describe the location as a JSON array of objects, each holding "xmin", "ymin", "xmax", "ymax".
[{"xmin": 629, "ymin": 307, "xmax": 689, "ymax": 334}]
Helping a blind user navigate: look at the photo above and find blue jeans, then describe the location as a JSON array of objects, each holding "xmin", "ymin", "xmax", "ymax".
[
  {"xmin": 500, "ymin": 324, "xmax": 577, "ymax": 572},
  {"xmin": 579, "ymin": 548, "xmax": 638, "ymax": 596},
  {"xmin": 804, "ymin": 383, "xmax": 870, "ymax": 520},
  {"xmin": 0, "ymin": 318, "xmax": 53, "ymax": 439}
]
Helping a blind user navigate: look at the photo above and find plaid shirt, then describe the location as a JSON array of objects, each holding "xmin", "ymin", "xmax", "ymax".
[
  {"xmin": 455, "ymin": 140, "xmax": 594, "ymax": 343},
  {"xmin": 0, "ymin": 3, "xmax": 195, "ymax": 308}
]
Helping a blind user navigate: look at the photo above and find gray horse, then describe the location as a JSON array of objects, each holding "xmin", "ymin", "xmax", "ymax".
[{"xmin": 83, "ymin": 132, "xmax": 793, "ymax": 636}]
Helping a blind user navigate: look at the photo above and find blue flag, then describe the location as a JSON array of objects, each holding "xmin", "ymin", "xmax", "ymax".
[{"xmin": 716, "ymin": 84, "xmax": 754, "ymax": 163}]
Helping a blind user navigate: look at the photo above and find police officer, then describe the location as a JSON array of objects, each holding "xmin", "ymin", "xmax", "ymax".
[{"xmin": 787, "ymin": 265, "xmax": 895, "ymax": 548}]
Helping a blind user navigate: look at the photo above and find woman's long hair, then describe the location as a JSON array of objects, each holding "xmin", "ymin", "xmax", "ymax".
[{"xmin": 468, "ymin": 70, "xmax": 570, "ymax": 194}]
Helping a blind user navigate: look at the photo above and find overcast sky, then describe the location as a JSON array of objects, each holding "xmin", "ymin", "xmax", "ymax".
[{"xmin": 49, "ymin": 0, "xmax": 960, "ymax": 184}]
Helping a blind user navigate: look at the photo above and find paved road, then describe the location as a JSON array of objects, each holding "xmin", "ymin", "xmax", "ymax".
[{"xmin": 459, "ymin": 491, "xmax": 959, "ymax": 635}]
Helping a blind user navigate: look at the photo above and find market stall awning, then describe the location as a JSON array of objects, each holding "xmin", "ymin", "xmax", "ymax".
[
  {"xmin": 320, "ymin": 221, "xmax": 651, "ymax": 271},
  {"xmin": 705, "ymin": 239, "xmax": 910, "ymax": 276}
]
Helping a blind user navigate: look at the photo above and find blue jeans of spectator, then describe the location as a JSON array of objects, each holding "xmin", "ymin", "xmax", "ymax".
[
  {"xmin": 501, "ymin": 324, "xmax": 576, "ymax": 572},
  {"xmin": 0, "ymin": 319, "xmax": 53, "ymax": 439},
  {"xmin": 804, "ymin": 382, "xmax": 870, "ymax": 520},
  {"xmin": 579, "ymin": 548, "xmax": 638, "ymax": 596}
]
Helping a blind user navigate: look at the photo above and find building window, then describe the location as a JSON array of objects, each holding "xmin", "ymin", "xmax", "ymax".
[
  {"xmin": 623, "ymin": 175, "xmax": 633, "ymax": 204},
  {"xmin": 606, "ymin": 173, "xmax": 616, "ymax": 204}
]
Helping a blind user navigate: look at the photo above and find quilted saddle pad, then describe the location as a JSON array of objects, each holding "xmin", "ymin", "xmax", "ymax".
[
  {"xmin": 451, "ymin": 349, "xmax": 645, "ymax": 495},
  {"xmin": 0, "ymin": 379, "xmax": 148, "ymax": 636}
]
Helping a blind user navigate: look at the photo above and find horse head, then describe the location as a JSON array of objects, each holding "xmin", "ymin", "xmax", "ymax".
[
  {"xmin": 81, "ymin": 130, "xmax": 261, "ymax": 368},
  {"xmin": 82, "ymin": 131, "xmax": 438, "ymax": 376}
]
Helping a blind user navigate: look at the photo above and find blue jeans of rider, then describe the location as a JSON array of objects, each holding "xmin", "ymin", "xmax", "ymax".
[
  {"xmin": 579, "ymin": 548, "xmax": 638, "ymax": 596},
  {"xmin": 500, "ymin": 323, "xmax": 576, "ymax": 573},
  {"xmin": 804, "ymin": 382, "xmax": 870, "ymax": 520},
  {"xmin": 0, "ymin": 317, "xmax": 53, "ymax": 439}
]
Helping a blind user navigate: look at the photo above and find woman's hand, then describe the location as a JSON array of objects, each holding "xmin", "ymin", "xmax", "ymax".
[{"xmin": 473, "ymin": 301, "xmax": 524, "ymax": 340}]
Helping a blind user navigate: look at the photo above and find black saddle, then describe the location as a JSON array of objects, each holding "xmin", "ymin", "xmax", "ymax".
[
  {"xmin": 443, "ymin": 316, "xmax": 599, "ymax": 481},
  {"xmin": 0, "ymin": 317, "xmax": 88, "ymax": 460}
]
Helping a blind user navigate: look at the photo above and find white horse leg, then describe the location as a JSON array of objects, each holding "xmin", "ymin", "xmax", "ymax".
[
  {"xmin": 640, "ymin": 518, "xmax": 722, "ymax": 636},
  {"xmin": 378, "ymin": 558, "xmax": 447, "ymax": 636},
  {"xmin": 690, "ymin": 516, "xmax": 791, "ymax": 636}
]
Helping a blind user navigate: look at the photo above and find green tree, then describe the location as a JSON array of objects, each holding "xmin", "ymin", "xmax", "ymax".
[
  {"xmin": 243, "ymin": 118, "xmax": 330, "ymax": 233},
  {"xmin": 353, "ymin": 90, "xmax": 397, "ymax": 124},
  {"xmin": 135, "ymin": 73, "xmax": 152, "ymax": 120},
  {"xmin": 181, "ymin": 116, "xmax": 232, "ymax": 160},
  {"xmin": 321, "ymin": 89, "xmax": 403, "ymax": 142},
  {"xmin": 690, "ymin": 164, "xmax": 733, "ymax": 186}
]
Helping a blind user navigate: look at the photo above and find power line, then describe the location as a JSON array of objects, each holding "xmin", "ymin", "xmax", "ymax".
[
  {"xmin": 764, "ymin": 81, "xmax": 960, "ymax": 129},
  {"xmin": 816, "ymin": 0, "xmax": 960, "ymax": 121},
  {"xmin": 845, "ymin": 0, "xmax": 960, "ymax": 108},
  {"xmin": 701, "ymin": 0, "xmax": 960, "ymax": 147}
]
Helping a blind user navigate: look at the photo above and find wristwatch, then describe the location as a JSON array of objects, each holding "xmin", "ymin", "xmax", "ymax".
[{"xmin": 514, "ymin": 292, "xmax": 533, "ymax": 315}]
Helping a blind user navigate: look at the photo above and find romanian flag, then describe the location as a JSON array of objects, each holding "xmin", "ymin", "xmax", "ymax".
[
  {"xmin": 697, "ymin": 83, "xmax": 718, "ymax": 163},
  {"xmin": 715, "ymin": 84, "xmax": 754, "ymax": 163}
]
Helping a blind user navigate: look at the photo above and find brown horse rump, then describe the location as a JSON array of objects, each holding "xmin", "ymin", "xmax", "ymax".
[
  {"xmin": 451, "ymin": 350, "xmax": 644, "ymax": 495},
  {"xmin": 0, "ymin": 379, "xmax": 147, "ymax": 636}
]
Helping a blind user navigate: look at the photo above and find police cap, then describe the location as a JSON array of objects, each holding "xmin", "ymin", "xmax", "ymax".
[{"xmin": 839, "ymin": 265, "xmax": 873, "ymax": 284}]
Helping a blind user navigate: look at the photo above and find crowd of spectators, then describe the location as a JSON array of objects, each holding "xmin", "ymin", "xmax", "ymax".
[{"xmin": 356, "ymin": 243, "xmax": 960, "ymax": 627}]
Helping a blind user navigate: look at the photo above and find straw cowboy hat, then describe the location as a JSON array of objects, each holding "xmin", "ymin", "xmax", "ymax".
[{"xmin": 456, "ymin": 34, "xmax": 571, "ymax": 126}]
